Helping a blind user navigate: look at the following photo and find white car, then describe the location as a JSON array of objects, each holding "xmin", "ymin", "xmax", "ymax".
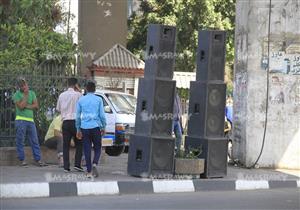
[{"xmin": 95, "ymin": 90, "xmax": 136, "ymax": 156}]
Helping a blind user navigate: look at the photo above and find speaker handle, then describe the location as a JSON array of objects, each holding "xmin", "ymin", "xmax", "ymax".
[
  {"xmin": 142, "ymin": 100, "xmax": 147, "ymax": 111},
  {"xmin": 148, "ymin": 46, "xmax": 154, "ymax": 56},
  {"xmin": 214, "ymin": 34, "xmax": 223, "ymax": 42},
  {"xmin": 200, "ymin": 50, "xmax": 205, "ymax": 61},
  {"xmin": 194, "ymin": 103, "xmax": 200, "ymax": 114}
]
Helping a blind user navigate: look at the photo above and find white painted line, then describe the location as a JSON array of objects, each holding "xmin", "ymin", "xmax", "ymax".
[
  {"xmin": 0, "ymin": 183, "xmax": 49, "ymax": 198},
  {"xmin": 297, "ymin": 180, "xmax": 300, "ymax": 188},
  {"xmin": 153, "ymin": 180, "xmax": 195, "ymax": 193},
  {"xmin": 77, "ymin": 181, "xmax": 119, "ymax": 196},
  {"xmin": 236, "ymin": 180, "xmax": 269, "ymax": 190}
]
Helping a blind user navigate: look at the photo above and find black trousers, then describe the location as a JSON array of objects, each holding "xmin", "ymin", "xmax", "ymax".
[{"xmin": 62, "ymin": 120, "xmax": 83, "ymax": 170}]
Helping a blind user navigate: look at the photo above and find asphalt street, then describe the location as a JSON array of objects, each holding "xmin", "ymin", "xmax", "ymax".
[{"xmin": 1, "ymin": 188, "xmax": 299, "ymax": 210}]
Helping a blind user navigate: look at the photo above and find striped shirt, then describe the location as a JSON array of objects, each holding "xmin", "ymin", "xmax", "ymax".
[{"xmin": 56, "ymin": 88, "xmax": 82, "ymax": 121}]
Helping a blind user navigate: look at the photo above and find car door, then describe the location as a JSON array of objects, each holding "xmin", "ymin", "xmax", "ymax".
[{"xmin": 97, "ymin": 94, "xmax": 116, "ymax": 146}]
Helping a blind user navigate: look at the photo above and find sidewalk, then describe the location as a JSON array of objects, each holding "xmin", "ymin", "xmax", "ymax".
[{"xmin": 1, "ymin": 154, "xmax": 299, "ymax": 198}]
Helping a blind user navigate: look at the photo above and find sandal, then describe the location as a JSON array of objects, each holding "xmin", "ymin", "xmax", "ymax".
[{"xmin": 36, "ymin": 160, "xmax": 47, "ymax": 167}]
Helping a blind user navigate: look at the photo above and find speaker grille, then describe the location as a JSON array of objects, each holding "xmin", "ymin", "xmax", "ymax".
[
  {"xmin": 206, "ymin": 140, "xmax": 228, "ymax": 177},
  {"xmin": 135, "ymin": 79, "xmax": 175, "ymax": 136},
  {"xmin": 151, "ymin": 138, "xmax": 174, "ymax": 171},
  {"xmin": 206, "ymin": 83, "xmax": 226, "ymax": 137},
  {"xmin": 127, "ymin": 135, "xmax": 175, "ymax": 177},
  {"xmin": 209, "ymin": 88, "xmax": 222, "ymax": 106},
  {"xmin": 187, "ymin": 81, "xmax": 226, "ymax": 137},
  {"xmin": 207, "ymin": 115, "xmax": 221, "ymax": 134}
]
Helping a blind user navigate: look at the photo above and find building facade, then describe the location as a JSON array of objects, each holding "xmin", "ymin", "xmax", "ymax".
[{"xmin": 78, "ymin": 0, "xmax": 127, "ymax": 76}]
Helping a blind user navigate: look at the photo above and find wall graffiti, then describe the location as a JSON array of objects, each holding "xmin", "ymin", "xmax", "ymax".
[
  {"xmin": 262, "ymin": 52, "xmax": 300, "ymax": 74},
  {"xmin": 270, "ymin": 91, "xmax": 285, "ymax": 105},
  {"xmin": 261, "ymin": 34, "xmax": 300, "ymax": 75},
  {"xmin": 288, "ymin": 79, "xmax": 300, "ymax": 106},
  {"xmin": 271, "ymin": 76, "xmax": 284, "ymax": 86},
  {"xmin": 234, "ymin": 72, "xmax": 247, "ymax": 111}
]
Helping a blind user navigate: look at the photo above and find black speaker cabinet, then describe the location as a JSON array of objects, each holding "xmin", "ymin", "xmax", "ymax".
[
  {"xmin": 185, "ymin": 136, "xmax": 228, "ymax": 178},
  {"xmin": 187, "ymin": 81, "xmax": 226, "ymax": 137},
  {"xmin": 127, "ymin": 134, "xmax": 175, "ymax": 177},
  {"xmin": 135, "ymin": 78, "xmax": 176, "ymax": 136},
  {"xmin": 196, "ymin": 30, "xmax": 226, "ymax": 81},
  {"xmin": 144, "ymin": 24, "xmax": 176, "ymax": 80}
]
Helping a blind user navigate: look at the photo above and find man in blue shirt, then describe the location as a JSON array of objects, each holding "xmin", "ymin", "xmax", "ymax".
[
  {"xmin": 173, "ymin": 91, "xmax": 183, "ymax": 154},
  {"xmin": 76, "ymin": 81, "xmax": 106, "ymax": 178},
  {"xmin": 225, "ymin": 96, "xmax": 233, "ymax": 124}
]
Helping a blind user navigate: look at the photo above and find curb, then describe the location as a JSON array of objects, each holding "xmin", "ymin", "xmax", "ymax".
[{"xmin": 1, "ymin": 180, "xmax": 299, "ymax": 198}]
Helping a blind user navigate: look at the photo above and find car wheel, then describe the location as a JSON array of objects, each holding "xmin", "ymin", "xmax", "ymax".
[{"xmin": 105, "ymin": 146, "xmax": 125, "ymax": 156}]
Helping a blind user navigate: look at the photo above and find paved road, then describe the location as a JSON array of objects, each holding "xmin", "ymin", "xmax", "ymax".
[{"xmin": 2, "ymin": 188, "xmax": 299, "ymax": 210}]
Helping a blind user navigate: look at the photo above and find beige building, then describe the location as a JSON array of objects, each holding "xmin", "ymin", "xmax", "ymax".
[{"xmin": 78, "ymin": 0, "xmax": 127, "ymax": 76}]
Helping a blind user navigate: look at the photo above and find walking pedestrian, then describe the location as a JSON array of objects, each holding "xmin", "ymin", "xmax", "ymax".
[
  {"xmin": 76, "ymin": 81, "xmax": 106, "ymax": 178},
  {"xmin": 13, "ymin": 77, "xmax": 46, "ymax": 167},
  {"xmin": 56, "ymin": 78, "xmax": 83, "ymax": 172}
]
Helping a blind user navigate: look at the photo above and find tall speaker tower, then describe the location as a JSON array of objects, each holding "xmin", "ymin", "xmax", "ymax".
[
  {"xmin": 185, "ymin": 30, "xmax": 228, "ymax": 178},
  {"xmin": 128, "ymin": 24, "xmax": 177, "ymax": 177}
]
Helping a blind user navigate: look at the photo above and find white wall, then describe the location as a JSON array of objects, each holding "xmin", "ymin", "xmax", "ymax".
[
  {"xmin": 95, "ymin": 76, "xmax": 135, "ymax": 93},
  {"xmin": 233, "ymin": 0, "xmax": 300, "ymax": 169}
]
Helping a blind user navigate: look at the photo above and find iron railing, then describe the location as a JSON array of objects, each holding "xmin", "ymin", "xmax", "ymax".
[{"xmin": 0, "ymin": 62, "xmax": 86, "ymax": 147}]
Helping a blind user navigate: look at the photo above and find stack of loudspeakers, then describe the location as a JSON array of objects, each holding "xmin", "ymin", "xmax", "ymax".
[
  {"xmin": 185, "ymin": 30, "xmax": 228, "ymax": 178},
  {"xmin": 127, "ymin": 24, "xmax": 177, "ymax": 177}
]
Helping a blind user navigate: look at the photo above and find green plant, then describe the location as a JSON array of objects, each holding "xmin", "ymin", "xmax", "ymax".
[{"xmin": 176, "ymin": 146, "xmax": 203, "ymax": 159}]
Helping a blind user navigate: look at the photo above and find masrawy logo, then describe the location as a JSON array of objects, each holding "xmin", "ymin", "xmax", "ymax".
[
  {"xmin": 140, "ymin": 173, "xmax": 200, "ymax": 181},
  {"xmin": 144, "ymin": 52, "xmax": 184, "ymax": 60},
  {"xmin": 237, "ymin": 172, "xmax": 288, "ymax": 181},
  {"xmin": 43, "ymin": 52, "xmax": 97, "ymax": 60},
  {"xmin": 44, "ymin": 172, "xmax": 95, "ymax": 182},
  {"xmin": 140, "ymin": 112, "xmax": 192, "ymax": 122}
]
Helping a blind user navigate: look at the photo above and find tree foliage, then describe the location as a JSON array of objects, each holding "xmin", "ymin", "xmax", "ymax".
[
  {"xmin": 127, "ymin": 0, "xmax": 235, "ymax": 90},
  {"xmin": 0, "ymin": 0, "xmax": 77, "ymax": 74},
  {"xmin": 0, "ymin": 0, "xmax": 79, "ymax": 143}
]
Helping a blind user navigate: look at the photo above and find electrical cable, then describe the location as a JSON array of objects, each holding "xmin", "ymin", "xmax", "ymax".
[{"xmin": 247, "ymin": 0, "xmax": 272, "ymax": 169}]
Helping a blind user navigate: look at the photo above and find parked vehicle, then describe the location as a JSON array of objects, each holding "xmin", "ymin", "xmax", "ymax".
[{"xmin": 95, "ymin": 90, "xmax": 136, "ymax": 156}]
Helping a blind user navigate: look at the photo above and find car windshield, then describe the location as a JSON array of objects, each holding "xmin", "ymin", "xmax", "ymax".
[
  {"xmin": 105, "ymin": 93, "xmax": 135, "ymax": 114},
  {"xmin": 122, "ymin": 94, "xmax": 137, "ymax": 110}
]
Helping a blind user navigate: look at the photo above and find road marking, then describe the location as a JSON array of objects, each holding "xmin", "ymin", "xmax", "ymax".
[
  {"xmin": 297, "ymin": 180, "xmax": 300, "ymax": 188},
  {"xmin": 0, "ymin": 183, "xmax": 49, "ymax": 198},
  {"xmin": 236, "ymin": 180, "xmax": 269, "ymax": 190},
  {"xmin": 153, "ymin": 180, "xmax": 195, "ymax": 193},
  {"xmin": 77, "ymin": 181, "xmax": 119, "ymax": 195}
]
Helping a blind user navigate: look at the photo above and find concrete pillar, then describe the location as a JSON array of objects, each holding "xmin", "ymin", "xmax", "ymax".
[{"xmin": 233, "ymin": 0, "xmax": 300, "ymax": 169}]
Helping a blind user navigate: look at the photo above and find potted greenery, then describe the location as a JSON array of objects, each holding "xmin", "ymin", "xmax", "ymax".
[{"xmin": 174, "ymin": 147, "xmax": 205, "ymax": 175}]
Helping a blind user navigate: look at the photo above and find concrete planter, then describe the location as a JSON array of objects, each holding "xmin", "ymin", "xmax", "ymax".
[{"xmin": 174, "ymin": 158, "xmax": 205, "ymax": 175}]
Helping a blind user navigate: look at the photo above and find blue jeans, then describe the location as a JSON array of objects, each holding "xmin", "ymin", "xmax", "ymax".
[
  {"xmin": 15, "ymin": 120, "xmax": 41, "ymax": 161},
  {"xmin": 82, "ymin": 127, "xmax": 102, "ymax": 173},
  {"xmin": 173, "ymin": 120, "xmax": 182, "ymax": 150}
]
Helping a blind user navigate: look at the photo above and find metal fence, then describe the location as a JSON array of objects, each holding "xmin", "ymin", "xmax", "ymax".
[{"xmin": 0, "ymin": 63, "xmax": 85, "ymax": 147}]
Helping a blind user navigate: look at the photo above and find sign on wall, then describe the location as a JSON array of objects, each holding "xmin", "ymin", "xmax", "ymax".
[{"xmin": 261, "ymin": 35, "xmax": 300, "ymax": 75}]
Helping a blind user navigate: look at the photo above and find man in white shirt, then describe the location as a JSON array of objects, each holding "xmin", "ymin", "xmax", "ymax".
[{"xmin": 56, "ymin": 78, "xmax": 83, "ymax": 172}]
